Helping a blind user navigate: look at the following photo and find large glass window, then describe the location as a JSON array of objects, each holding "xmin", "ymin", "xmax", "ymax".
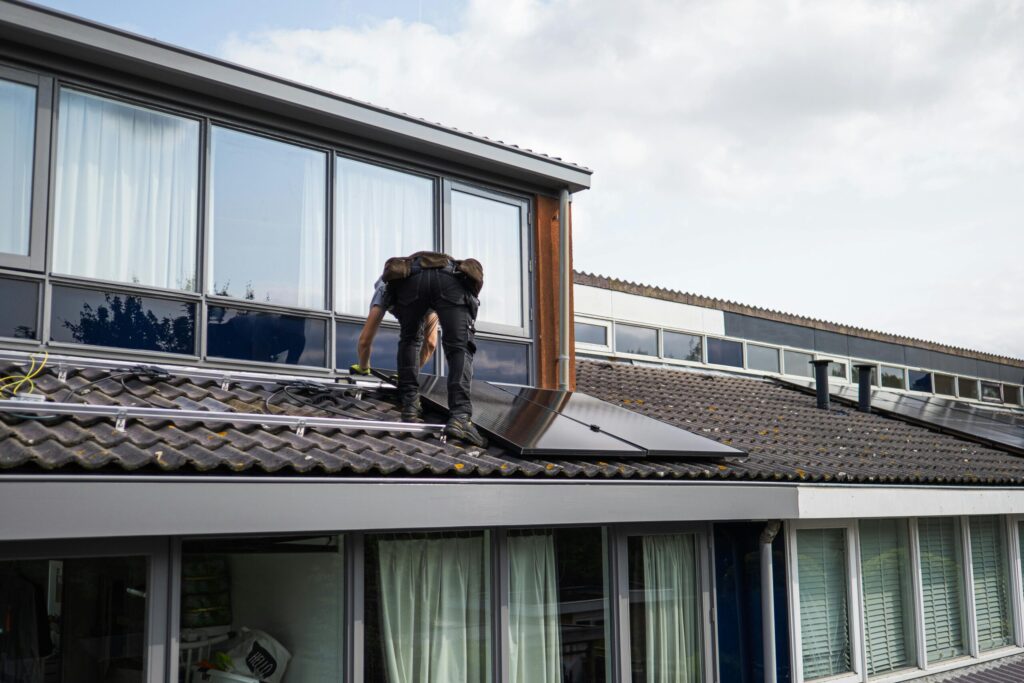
[
  {"xmin": 508, "ymin": 527, "xmax": 609, "ymax": 683},
  {"xmin": 958, "ymin": 378, "xmax": 980, "ymax": 400},
  {"xmin": 880, "ymin": 366, "xmax": 905, "ymax": 389},
  {"xmin": 364, "ymin": 531, "xmax": 491, "ymax": 682},
  {"xmin": 180, "ymin": 535, "xmax": 343, "ymax": 682},
  {"xmin": 1004, "ymin": 385, "xmax": 1022, "ymax": 406},
  {"xmin": 784, "ymin": 350, "xmax": 814, "ymax": 378},
  {"xmin": 335, "ymin": 157, "xmax": 434, "ymax": 315},
  {"xmin": 969, "ymin": 516, "xmax": 1013, "ymax": 652},
  {"xmin": 707, "ymin": 337, "xmax": 742, "ymax": 368},
  {"xmin": 909, "ymin": 370, "xmax": 933, "ymax": 393},
  {"xmin": 335, "ymin": 320, "xmax": 436, "ymax": 374},
  {"xmin": 0, "ymin": 556, "xmax": 149, "ymax": 681},
  {"xmin": 473, "ymin": 338, "xmax": 530, "ymax": 385},
  {"xmin": 628, "ymin": 533, "xmax": 703, "ymax": 682},
  {"xmin": 918, "ymin": 517, "xmax": 967, "ymax": 663},
  {"xmin": 663, "ymin": 331, "xmax": 702, "ymax": 362},
  {"xmin": 53, "ymin": 89, "xmax": 199, "ymax": 290},
  {"xmin": 828, "ymin": 361, "xmax": 847, "ymax": 380},
  {"xmin": 981, "ymin": 382, "xmax": 1003, "ymax": 403},
  {"xmin": 451, "ymin": 189, "xmax": 523, "ymax": 329},
  {"xmin": 615, "ymin": 324, "xmax": 658, "ymax": 357},
  {"xmin": 0, "ymin": 277, "xmax": 39, "ymax": 339},
  {"xmin": 51, "ymin": 285, "xmax": 196, "ymax": 355},
  {"xmin": 207, "ymin": 305, "xmax": 326, "ymax": 366},
  {"xmin": 209, "ymin": 127, "xmax": 326, "ymax": 309},
  {"xmin": 575, "ymin": 321, "xmax": 608, "ymax": 347},
  {"xmin": 859, "ymin": 519, "xmax": 915, "ymax": 676},
  {"xmin": 935, "ymin": 374, "xmax": 956, "ymax": 396},
  {"xmin": 0, "ymin": 77, "xmax": 36, "ymax": 256},
  {"xmin": 796, "ymin": 528, "xmax": 851, "ymax": 680},
  {"xmin": 746, "ymin": 344, "xmax": 780, "ymax": 373}
]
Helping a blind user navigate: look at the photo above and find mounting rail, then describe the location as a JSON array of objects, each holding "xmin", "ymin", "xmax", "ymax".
[{"xmin": 0, "ymin": 400, "xmax": 443, "ymax": 436}]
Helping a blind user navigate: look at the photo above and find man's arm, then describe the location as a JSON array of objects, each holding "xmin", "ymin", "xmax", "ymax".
[
  {"xmin": 419, "ymin": 312, "xmax": 440, "ymax": 368},
  {"xmin": 356, "ymin": 305, "xmax": 386, "ymax": 371}
]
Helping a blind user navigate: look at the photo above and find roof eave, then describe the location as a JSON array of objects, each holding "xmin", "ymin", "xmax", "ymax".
[{"xmin": 0, "ymin": 0, "xmax": 593, "ymax": 193}]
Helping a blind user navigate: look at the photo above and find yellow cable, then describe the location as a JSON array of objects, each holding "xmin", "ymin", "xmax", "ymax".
[{"xmin": 1, "ymin": 352, "xmax": 47, "ymax": 396}]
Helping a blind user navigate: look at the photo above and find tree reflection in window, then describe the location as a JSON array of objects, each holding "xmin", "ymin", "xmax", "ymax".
[{"xmin": 52, "ymin": 286, "xmax": 195, "ymax": 354}]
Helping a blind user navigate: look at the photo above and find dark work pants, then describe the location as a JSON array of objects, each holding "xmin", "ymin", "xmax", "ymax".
[{"xmin": 392, "ymin": 268, "xmax": 477, "ymax": 418}]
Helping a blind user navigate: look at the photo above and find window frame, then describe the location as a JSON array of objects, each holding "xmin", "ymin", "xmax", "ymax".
[
  {"xmin": 0, "ymin": 64, "xmax": 51, "ymax": 272},
  {"xmin": 574, "ymin": 315, "xmax": 613, "ymax": 353},
  {"xmin": 0, "ymin": 536, "xmax": 171, "ymax": 683},
  {"xmin": 613, "ymin": 320, "xmax": 661, "ymax": 359}
]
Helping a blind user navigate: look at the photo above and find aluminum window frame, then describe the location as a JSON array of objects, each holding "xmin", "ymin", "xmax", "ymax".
[
  {"xmin": 0, "ymin": 63, "xmax": 52, "ymax": 272},
  {"xmin": 612, "ymin": 320, "xmax": 661, "ymax": 360},
  {"xmin": 0, "ymin": 536, "xmax": 171, "ymax": 683},
  {"xmin": 574, "ymin": 315, "xmax": 613, "ymax": 352}
]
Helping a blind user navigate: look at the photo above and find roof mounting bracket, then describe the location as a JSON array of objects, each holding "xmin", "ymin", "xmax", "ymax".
[
  {"xmin": 114, "ymin": 409, "xmax": 127, "ymax": 433},
  {"xmin": 56, "ymin": 363, "xmax": 68, "ymax": 384},
  {"xmin": 220, "ymin": 375, "xmax": 232, "ymax": 392},
  {"xmin": 295, "ymin": 419, "xmax": 307, "ymax": 438}
]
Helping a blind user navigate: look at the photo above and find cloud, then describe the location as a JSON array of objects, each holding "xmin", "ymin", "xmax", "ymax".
[{"xmin": 220, "ymin": 0, "xmax": 1024, "ymax": 357}]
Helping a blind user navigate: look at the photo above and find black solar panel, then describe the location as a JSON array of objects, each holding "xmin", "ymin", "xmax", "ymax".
[
  {"xmin": 416, "ymin": 376, "xmax": 743, "ymax": 459},
  {"xmin": 778, "ymin": 377, "xmax": 1024, "ymax": 455}
]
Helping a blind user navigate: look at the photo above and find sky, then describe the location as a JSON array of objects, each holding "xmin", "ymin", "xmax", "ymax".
[{"xmin": 33, "ymin": 0, "xmax": 1024, "ymax": 358}]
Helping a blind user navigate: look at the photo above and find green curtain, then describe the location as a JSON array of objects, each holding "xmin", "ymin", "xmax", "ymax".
[
  {"xmin": 859, "ymin": 519, "xmax": 913, "ymax": 675},
  {"xmin": 642, "ymin": 534, "xmax": 702, "ymax": 683},
  {"xmin": 918, "ymin": 517, "xmax": 966, "ymax": 663},
  {"xmin": 508, "ymin": 533, "xmax": 561, "ymax": 683},
  {"xmin": 797, "ymin": 528, "xmax": 851, "ymax": 680},
  {"xmin": 970, "ymin": 516, "xmax": 1013, "ymax": 652},
  {"xmin": 378, "ymin": 535, "xmax": 489, "ymax": 683}
]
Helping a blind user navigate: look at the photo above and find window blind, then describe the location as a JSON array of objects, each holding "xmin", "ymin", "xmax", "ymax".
[
  {"xmin": 798, "ymin": 528, "xmax": 851, "ymax": 680},
  {"xmin": 970, "ymin": 516, "xmax": 1012, "ymax": 652},
  {"xmin": 859, "ymin": 519, "xmax": 913, "ymax": 676},
  {"xmin": 918, "ymin": 517, "xmax": 966, "ymax": 663}
]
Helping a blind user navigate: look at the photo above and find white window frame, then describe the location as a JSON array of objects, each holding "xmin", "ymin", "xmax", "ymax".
[
  {"xmin": 573, "ymin": 315, "xmax": 612, "ymax": 353},
  {"xmin": 786, "ymin": 519, "xmax": 864, "ymax": 683},
  {"xmin": 745, "ymin": 341, "xmax": 783, "ymax": 376},
  {"xmin": 612, "ymin": 320, "xmax": 661, "ymax": 360}
]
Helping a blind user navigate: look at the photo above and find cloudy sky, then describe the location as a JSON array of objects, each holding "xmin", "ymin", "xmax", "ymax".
[{"xmin": 37, "ymin": 0, "xmax": 1024, "ymax": 357}]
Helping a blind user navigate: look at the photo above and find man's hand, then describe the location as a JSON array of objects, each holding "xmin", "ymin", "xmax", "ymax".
[{"xmin": 349, "ymin": 363, "xmax": 372, "ymax": 376}]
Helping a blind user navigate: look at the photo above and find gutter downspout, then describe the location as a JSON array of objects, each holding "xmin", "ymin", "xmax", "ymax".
[
  {"xmin": 760, "ymin": 521, "xmax": 782, "ymax": 683},
  {"xmin": 557, "ymin": 188, "xmax": 571, "ymax": 390}
]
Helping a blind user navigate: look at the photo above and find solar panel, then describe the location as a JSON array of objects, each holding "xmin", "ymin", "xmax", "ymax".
[
  {"xmin": 777, "ymin": 377, "xmax": 1024, "ymax": 455},
  {"xmin": 416, "ymin": 376, "xmax": 744, "ymax": 459}
]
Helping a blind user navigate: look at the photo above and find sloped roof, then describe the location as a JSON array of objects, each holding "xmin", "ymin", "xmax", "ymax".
[{"xmin": 1, "ymin": 358, "xmax": 1022, "ymax": 485}]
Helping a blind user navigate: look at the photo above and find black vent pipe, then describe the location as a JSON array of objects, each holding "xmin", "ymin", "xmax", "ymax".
[
  {"xmin": 811, "ymin": 359, "xmax": 831, "ymax": 410},
  {"xmin": 854, "ymin": 363, "xmax": 874, "ymax": 413}
]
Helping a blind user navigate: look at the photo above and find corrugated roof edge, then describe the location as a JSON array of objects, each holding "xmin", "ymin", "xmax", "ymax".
[
  {"xmin": 0, "ymin": 0, "xmax": 593, "ymax": 183},
  {"xmin": 574, "ymin": 271, "xmax": 1024, "ymax": 368}
]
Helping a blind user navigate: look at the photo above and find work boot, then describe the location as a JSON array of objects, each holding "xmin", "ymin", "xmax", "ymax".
[
  {"xmin": 400, "ymin": 399, "xmax": 424, "ymax": 424},
  {"xmin": 444, "ymin": 415, "xmax": 487, "ymax": 448}
]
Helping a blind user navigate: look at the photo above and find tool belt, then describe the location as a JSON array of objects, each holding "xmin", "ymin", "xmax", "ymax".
[{"xmin": 381, "ymin": 251, "xmax": 484, "ymax": 296}]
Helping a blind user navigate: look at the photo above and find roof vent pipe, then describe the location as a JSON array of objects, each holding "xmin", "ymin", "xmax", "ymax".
[
  {"xmin": 854, "ymin": 363, "xmax": 874, "ymax": 413},
  {"xmin": 811, "ymin": 359, "xmax": 831, "ymax": 410}
]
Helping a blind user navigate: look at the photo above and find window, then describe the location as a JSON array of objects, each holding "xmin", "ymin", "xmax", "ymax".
[
  {"xmin": 663, "ymin": 331, "xmax": 702, "ymax": 362},
  {"xmin": 880, "ymin": 366, "xmax": 905, "ymax": 389},
  {"xmin": 0, "ymin": 277, "xmax": 39, "ymax": 339},
  {"xmin": 473, "ymin": 338, "xmax": 530, "ymax": 384},
  {"xmin": 746, "ymin": 344, "xmax": 780, "ymax": 373},
  {"xmin": 181, "ymin": 535, "xmax": 344, "ymax": 680},
  {"xmin": 53, "ymin": 89, "xmax": 200, "ymax": 290},
  {"xmin": 335, "ymin": 157, "xmax": 434, "ymax": 316},
  {"xmin": 627, "ymin": 533, "xmax": 703, "ymax": 682},
  {"xmin": 918, "ymin": 517, "xmax": 967, "ymax": 663},
  {"xmin": 784, "ymin": 350, "xmax": 814, "ymax": 378},
  {"xmin": 0, "ymin": 76, "xmax": 36, "ymax": 257},
  {"xmin": 935, "ymin": 374, "xmax": 956, "ymax": 396},
  {"xmin": 335, "ymin": 320, "xmax": 435, "ymax": 374},
  {"xmin": 364, "ymin": 531, "xmax": 491, "ymax": 682},
  {"xmin": 50, "ymin": 285, "xmax": 196, "ymax": 355},
  {"xmin": 576, "ymin": 321, "xmax": 608, "ymax": 347},
  {"xmin": 796, "ymin": 528, "xmax": 852, "ymax": 680},
  {"xmin": 852, "ymin": 364, "xmax": 878, "ymax": 386},
  {"xmin": 909, "ymin": 370, "xmax": 933, "ymax": 393},
  {"xmin": 207, "ymin": 305, "xmax": 326, "ymax": 366},
  {"xmin": 981, "ymin": 382, "xmax": 1002, "ymax": 403},
  {"xmin": 451, "ymin": 188, "xmax": 525, "ymax": 331},
  {"xmin": 508, "ymin": 527, "xmax": 610, "ymax": 683},
  {"xmin": 969, "ymin": 517, "xmax": 1013, "ymax": 652},
  {"xmin": 829, "ymin": 361, "xmax": 847, "ymax": 380},
  {"xmin": 958, "ymin": 378, "xmax": 980, "ymax": 400},
  {"xmin": 1, "ymin": 555, "xmax": 149, "ymax": 681},
  {"xmin": 859, "ymin": 519, "xmax": 915, "ymax": 676},
  {"xmin": 209, "ymin": 126, "xmax": 326, "ymax": 308},
  {"xmin": 707, "ymin": 337, "xmax": 743, "ymax": 368},
  {"xmin": 1004, "ymin": 385, "xmax": 1022, "ymax": 406},
  {"xmin": 616, "ymin": 324, "xmax": 658, "ymax": 357}
]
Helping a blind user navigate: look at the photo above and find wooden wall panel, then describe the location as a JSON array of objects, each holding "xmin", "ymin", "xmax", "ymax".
[{"xmin": 533, "ymin": 194, "xmax": 575, "ymax": 390}]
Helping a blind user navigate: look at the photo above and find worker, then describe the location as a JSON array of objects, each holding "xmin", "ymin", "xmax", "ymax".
[
  {"xmin": 349, "ymin": 277, "xmax": 438, "ymax": 375},
  {"xmin": 383, "ymin": 251, "xmax": 486, "ymax": 447}
]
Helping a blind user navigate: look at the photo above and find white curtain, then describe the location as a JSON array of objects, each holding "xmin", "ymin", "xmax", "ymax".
[
  {"xmin": 0, "ymin": 78, "xmax": 35, "ymax": 256},
  {"xmin": 451, "ymin": 191, "xmax": 522, "ymax": 328},
  {"xmin": 643, "ymin": 534, "xmax": 702, "ymax": 683},
  {"xmin": 53, "ymin": 88, "xmax": 199, "ymax": 290},
  {"xmin": 378, "ymin": 535, "xmax": 489, "ymax": 683},
  {"xmin": 335, "ymin": 157, "xmax": 434, "ymax": 315},
  {"xmin": 508, "ymin": 533, "xmax": 561, "ymax": 683}
]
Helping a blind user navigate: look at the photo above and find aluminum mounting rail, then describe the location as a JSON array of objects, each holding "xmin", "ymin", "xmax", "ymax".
[{"xmin": 0, "ymin": 399, "xmax": 443, "ymax": 436}]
